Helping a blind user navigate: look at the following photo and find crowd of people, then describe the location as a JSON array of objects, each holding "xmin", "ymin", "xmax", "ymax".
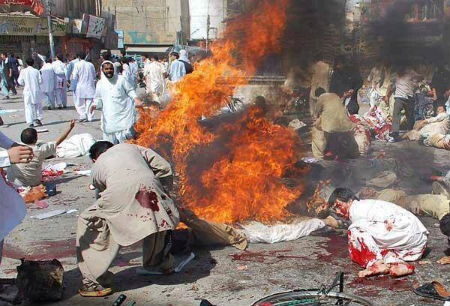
[
  {"xmin": 0, "ymin": 49, "xmax": 193, "ymax": 131},
  {"xmin": 3, "ymin": 48, "xmax": 450, "ymax": 300},
  {"xmin": 306, "ymin": 55, "xmax": 450, "ymax": 159},
  {"xmin": 0, "ymin": 48, "xmax": 197, "ymax": 297}
]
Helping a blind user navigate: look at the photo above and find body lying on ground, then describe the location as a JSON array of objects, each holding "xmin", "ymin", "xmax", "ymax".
[
  {"xmin": 328, "ymin": 188, "xmax": 429, "ymax": 278},
  {"xmin": 77, "ymin": 142, "xmax": 179, "ymax": 297},
  {"xmin": 403, "ymin": 105, "xmax": 449, "ymax": 143}
]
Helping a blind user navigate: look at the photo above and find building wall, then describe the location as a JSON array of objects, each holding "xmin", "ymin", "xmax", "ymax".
[
  {"xmin": 50, "ymin": 0, "xmax": 97, "ymax": 19},
  {"xmin": 101, "ymin": 0, "xmax": 188, "ymax": 45},
  {"xmin": 189, "ymin": 0, "xmax": 226, "ymax": 40}
]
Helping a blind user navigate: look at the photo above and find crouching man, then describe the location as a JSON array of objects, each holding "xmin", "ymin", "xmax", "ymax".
[
  {"xmin": 328, "ymin": 188, "xmax": 429, "ymax": 278},
  {"xmin": 77, "ymin": 142, "xmax": 179, "ymax": 297},
  {"xmin": 312, "ymin": 90, "xmax": 359, "ymax": 159}
]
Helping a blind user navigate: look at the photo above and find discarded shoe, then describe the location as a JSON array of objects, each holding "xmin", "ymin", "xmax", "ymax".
[{"xmin": 413, "ymin": 281, "xmax": 450, "ymax": 301}]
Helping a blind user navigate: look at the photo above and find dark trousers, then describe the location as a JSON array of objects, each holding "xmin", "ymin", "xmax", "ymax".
[
  {"xmin": 12, "ymin": 71, "xmax": 19, "ymax": 86},
  {"xmin": 392, "ymin": 97, "xmax": 415, "ymax": 134},
  {"xmin": 6, "ymin": 75, "xmax": 16, "ymax": 94}
]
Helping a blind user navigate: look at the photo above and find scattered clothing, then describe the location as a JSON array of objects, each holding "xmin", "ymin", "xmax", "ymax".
[{"xmin": 56, "ymin": 134, "xmax": 96, "ymax": 158}]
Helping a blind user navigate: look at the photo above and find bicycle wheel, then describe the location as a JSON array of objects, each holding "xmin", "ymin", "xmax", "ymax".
[{"xmin": 252, "ymin": 289, "xmax": 374, "ymax": 306}]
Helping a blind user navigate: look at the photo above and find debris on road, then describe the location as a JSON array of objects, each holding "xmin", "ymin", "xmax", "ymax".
[
  {"xmin": 20, "ymin": 185, "xmax": 47, "ymax": 203},
  {"xmin": 16, "ymin": 259, "xmax": 64, "ymax": 303},
  {"xmin": 241, "ymin": 218, "xmax": 325, "ymax": 244},
  {"xmin": 230, "ymin": 249, "xmax": 304, "ymax": 263},
  {"xmin": 136, "ymin": 252, "xmax": 195, "ymax": 275},
  {"xmin": 30, "ymin": 209, "xmax": 78, "ymax": 220},
  {"xmin": 112, "ymin": 294, "xmax": 127, "ymax": 306}
]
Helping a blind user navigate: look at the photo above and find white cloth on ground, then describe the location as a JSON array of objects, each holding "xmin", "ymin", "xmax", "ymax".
[
  {"xmin": 56, "ymin": 133, "xmax": 96, "ymax": 158},
  {"xmin": 242, "ymin": 218, "xmax": 325, "ymax": 244}
]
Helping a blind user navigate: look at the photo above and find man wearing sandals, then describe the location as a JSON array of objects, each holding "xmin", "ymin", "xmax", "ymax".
[
  {"xmin": 76, "ymin": 142, "xmax": 179, "ymax": 297},
  {"xmin": 328, "ymin": 188, "xmax": 429, "ymax": 278}
]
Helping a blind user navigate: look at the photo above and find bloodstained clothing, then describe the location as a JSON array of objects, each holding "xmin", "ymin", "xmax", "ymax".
[
  {"xmin": 347, "ymin": 199, "xmax": 428, "ymax": 268},
  {"xmin": 76, "ymin": 143, "xmax": 179, "ymax": 285}
]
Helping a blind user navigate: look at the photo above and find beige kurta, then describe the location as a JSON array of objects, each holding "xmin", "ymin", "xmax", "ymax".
[
  {"xmin": 77, "ymin": 143, "xmax": 179, "ymax": 285},
  {"xmin": 84, "ymin": 143, "xmax": 179, "ymax": 246},
  {"xmin": 312, "ymin": 93, "xmax": 357, "ymax": 159},
  {"xmin": 315, "ymin": 93, "xmax": 354, "ymax": 133}
]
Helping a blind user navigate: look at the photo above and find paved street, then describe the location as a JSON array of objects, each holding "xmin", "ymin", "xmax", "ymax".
[{"xmin": 1, "ymin": 90, "xmax": 450, "ymax": 306}]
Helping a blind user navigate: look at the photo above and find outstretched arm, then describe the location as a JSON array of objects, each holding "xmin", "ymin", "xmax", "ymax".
[{"xmin": 55, "ymin": 120, "xmax": 75, "ymax": 146}]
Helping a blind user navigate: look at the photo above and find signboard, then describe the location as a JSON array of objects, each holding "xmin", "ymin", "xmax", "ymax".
[
  {"xmin": 0, "ymin": 15, "xmax": 66, "ymax": 36},
  {"xmin": 86, "ymin": 15, "xmax": 105, "ymax": 39},
  {"xmin": 72, "ymin": 19, "xmax": 83, "ymax": 34},
  {"xmin": 0, "ymin": 0, "xmax": 44, "ymax": 15}
]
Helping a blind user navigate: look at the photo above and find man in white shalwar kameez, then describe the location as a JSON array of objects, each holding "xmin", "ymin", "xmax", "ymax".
[
  {"xmin": 328, "ymin": 188, "xmax": 429, "ymax": 278},
  {"xmin": 0, "ymin": 132, "xmax": 32, "ymax": 265},
  {"xmin": 40, "ymin": 58, "xmax": 56, "ymax": 110},
  {"xmin": 72, "ymin": 52, "xmax": 96, "ymax": 122},
  {"xmin": 18, "ymin": 58, "xmax": 43, "ymax": 127},
  {"xmin": 144, "ymin": 55, "xmax": 166, "ymax": 104},
  {"xmin": 168, "ymin": 51, "xmax": 186, "ymax": 82},
  {"xmin": 128, "ymin": 58, "xmax": 139, "ymax": 89},
  {"xmin": 52, "ymin": 54, "xmax": 67, "ymax": 108},
  {"xmin": 91, "ymin": 61, "xmax": 142, "ymax": 144},
  {"xmin": 77, "ymin": 141, "xmax": 179, "ymax": 297}
]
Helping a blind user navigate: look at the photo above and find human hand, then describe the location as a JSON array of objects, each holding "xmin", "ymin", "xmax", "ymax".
[
  {"xmin": 69, "ymin": 119, "xmax": 75, "ymax": 129},
  {"xmin": 7, "ymin": 145, "xmax": 33, "ymax": 164}
]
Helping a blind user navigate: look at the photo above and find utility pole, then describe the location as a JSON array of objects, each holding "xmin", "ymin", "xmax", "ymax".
[
  {"xmin": 205, "ymin": 0, "xmax": 210, "ymax": 50},
  {"xmin": 46, "ymin": 0, "xmax": 56, "ymax": 59},
  {"xmin": 206, "ymin": 14, "xmax": 210, "ymax": 50}
]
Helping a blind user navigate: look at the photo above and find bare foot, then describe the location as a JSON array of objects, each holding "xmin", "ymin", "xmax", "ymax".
[
  {"xmin": 358, "ymin": 260, "xmax": 389, "ymax": 277},
  {"xmin": 389, "ymin": 261, "xmax": 415, "ymax": 277},
  {"xmin": 437, "ymin": 256, "xmax": 450, "ymax": 265}
]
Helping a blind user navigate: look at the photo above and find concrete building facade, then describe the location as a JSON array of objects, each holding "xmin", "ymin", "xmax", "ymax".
[{"xmin": 100, "ymin": 0, "xmax": 190, "ymax": 53}]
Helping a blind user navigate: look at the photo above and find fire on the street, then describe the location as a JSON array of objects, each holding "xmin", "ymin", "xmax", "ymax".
[{"xmin": 134, "ymin": 0, "xmax": 304, "ymax": 224}]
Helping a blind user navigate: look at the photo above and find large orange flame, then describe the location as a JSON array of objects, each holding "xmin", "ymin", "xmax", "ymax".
[{"xmin": 135, "ymin": 0, "xmax": 304, "ymax": 224}]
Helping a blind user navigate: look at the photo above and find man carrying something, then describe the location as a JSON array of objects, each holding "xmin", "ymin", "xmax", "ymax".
[
  {"xmin": 90, "ymin": 61, "xmax": 142, "ymax": 144},
  {"xmin": 328, "ymin": 188, "xmax": 429, "ymax": 278}
]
